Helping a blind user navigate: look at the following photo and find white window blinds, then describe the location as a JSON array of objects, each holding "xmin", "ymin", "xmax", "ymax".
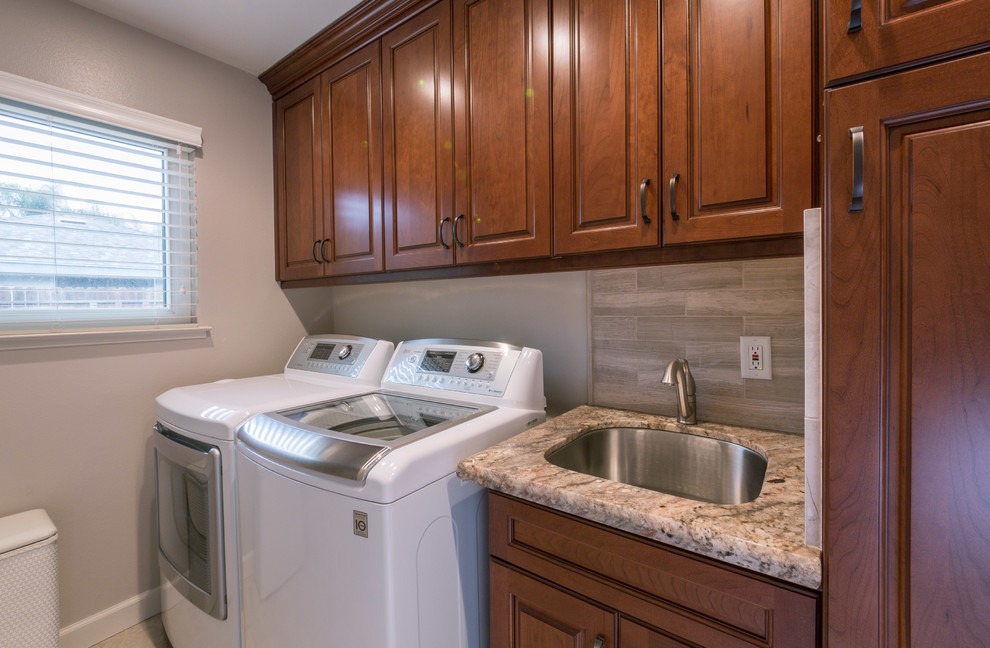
[{"xmin": 0, "ymin": 95, "xmax": 198, "ymax": 332}]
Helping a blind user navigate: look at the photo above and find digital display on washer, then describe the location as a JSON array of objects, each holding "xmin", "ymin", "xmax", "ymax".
[
  {"xmin": 309, "ymin": 343, "xmax": 336, "ymax": 361},
  {"xmin": 420, "ymin": 350, "xmax": 456, "ymax": 373}
]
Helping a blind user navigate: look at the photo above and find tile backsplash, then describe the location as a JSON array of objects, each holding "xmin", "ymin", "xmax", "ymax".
[{"xmin": 590, "ymin": 257, "xmax": 804, "ymax": 434}]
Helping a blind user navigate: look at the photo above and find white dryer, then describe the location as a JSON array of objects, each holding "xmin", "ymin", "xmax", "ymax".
[
  {"xmin": 235, "ymin": 339, "xmax": 546, "ymax": 648},
  {"xmin": 153, "ymin": 335, "xmax": 394, "ymax": 648}
]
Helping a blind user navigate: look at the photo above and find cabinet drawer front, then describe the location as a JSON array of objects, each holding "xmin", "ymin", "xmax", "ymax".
[{"xmin": 490, "ymin": 493, "xmax": 818, "ymax": 645}]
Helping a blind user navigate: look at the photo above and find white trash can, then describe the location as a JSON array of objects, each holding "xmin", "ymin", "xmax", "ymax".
[{"xmin": 0, "ymin": 509, "xmax": 59, "ymax": 648}]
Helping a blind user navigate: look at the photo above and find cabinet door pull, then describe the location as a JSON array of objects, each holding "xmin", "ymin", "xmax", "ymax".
[
  {"xmin": 639, "ymin": 178, "xmax": 652, "ymax": 224},
  {"xmin": 320, "ymin": 238, "xmax": 330, "ymax": 263},
  {"xmin": 847, "ymin": 0, "xmax": 862, "ymax": 33},
  {"xmin": 849, "ymin": 126, "xmax": 864, "ymax": 212},
  {"xmin": 439, "ymin": 216, "xmax": 451, "ymax": 249},
  {"xmin": 312, "ymin": 240, "xmax": 321, "ymax": 263},
  {"xmin": 453, "ymin": 214, "xmax": 465, "ymax": 247},
  {"xmin": 669, "ymin": 173, "xmax": 680, "ymax": 221},
  {"xmin": 593, "ymin": 637, "xmax": 605, "ymax": 648}
]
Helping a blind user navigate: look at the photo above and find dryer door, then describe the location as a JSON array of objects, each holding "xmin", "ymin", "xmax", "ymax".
[{"xmin": 154, "ymin": 424, "xmax": 226, "ymax": 620}]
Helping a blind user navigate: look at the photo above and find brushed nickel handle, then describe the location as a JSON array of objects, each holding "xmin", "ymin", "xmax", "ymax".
[
  {"xmin": 439, "ymin": 216, "xmax": 451, "ymax": 249},
  {"xmin": 593, "ymin": 637, "xmax": 605, "ymax": 648},
  {"xmin": 453, "ymin": 214, "xmax": 465, "ymax": 247},
  {"xmin": 639, "ymin": 178, "xmax": 651, "ymax": 224},
  {"xmin": 669, "ymin": 173, "xmax": 680, "ymax": 221},
  {"xmin": 847, "ymin": 0, "xmax": 862, "ymax": 33},
  {"xmin": 849, "ymin": 126, "xmax": 864, "ymax": 213}
]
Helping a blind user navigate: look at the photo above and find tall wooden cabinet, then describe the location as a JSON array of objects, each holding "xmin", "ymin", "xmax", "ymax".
[{"xmin": 824, "ymin": 35, "xmax": 990, "ymax": 648}]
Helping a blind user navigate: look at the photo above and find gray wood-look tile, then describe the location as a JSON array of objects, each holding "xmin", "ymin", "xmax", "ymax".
[{"xmin": 589, "ymin": 257, "xmax": 805, "ymax": 435}]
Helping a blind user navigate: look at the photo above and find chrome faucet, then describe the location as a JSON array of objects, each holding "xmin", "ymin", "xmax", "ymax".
[{"xmin": 661, "ymin": 358, "xmax": 697, "ymax": 424}]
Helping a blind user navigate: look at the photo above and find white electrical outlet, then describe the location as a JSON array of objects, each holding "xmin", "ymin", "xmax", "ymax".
[{"xmin": 740, "ymin": 336, "xmax": 772, "ymax": 379}]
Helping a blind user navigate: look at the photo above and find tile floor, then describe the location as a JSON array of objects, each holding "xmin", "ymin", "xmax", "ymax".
[{"xmin": 90, "ymin": 615, "xmax": 171, "ymax": 648}]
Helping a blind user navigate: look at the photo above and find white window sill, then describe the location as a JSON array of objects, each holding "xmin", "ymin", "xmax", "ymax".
[{"xmin": 0, "ymin": 326, "xmax": 212, "ymax": 351}]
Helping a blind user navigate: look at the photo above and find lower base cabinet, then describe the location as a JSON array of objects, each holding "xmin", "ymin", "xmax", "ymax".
[{"xmin": 488, "ymin": 493, "xmax": 819, "ymax": 648}]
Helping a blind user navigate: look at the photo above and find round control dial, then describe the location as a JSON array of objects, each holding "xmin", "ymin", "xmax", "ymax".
[
  {"xmin": 465, "ymin": 352, "xmax": 485, "ymax": 373},
  {"xmin": 337, "ymin": 344, "xmax": 353, "ymax": 360}
]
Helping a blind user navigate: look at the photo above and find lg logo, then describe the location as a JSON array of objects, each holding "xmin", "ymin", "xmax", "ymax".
[{"xmin": 353, "ymin": 510, "xmax": 369, "ymax": 538}]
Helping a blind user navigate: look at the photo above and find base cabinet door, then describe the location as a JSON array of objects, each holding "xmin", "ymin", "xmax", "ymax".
[
  {"xmin": 824, "ymin": 50, "xmax": 990, "ymax": 648},
  {"xmin": 491, "ymin": 562, "xmax": 615, "ymax": 648}
]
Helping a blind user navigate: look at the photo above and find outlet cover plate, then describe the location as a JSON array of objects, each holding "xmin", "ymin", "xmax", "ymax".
[{"xmin": 740, "ymin": 336, "xmax": 772, "ymax": 379}]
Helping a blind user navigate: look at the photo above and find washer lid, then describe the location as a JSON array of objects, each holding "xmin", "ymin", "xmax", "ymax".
[{"xmin": 237, "ymin": 392, "xmax": 491, "ymax": 482}]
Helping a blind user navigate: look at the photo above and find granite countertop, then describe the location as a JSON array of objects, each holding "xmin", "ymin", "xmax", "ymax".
[{"xmin": 456, "ymin": 405, "xmax": 822, "ymax": 590}]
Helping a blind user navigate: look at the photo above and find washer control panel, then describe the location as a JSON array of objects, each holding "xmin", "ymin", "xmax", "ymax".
[
  {"xmin": 285, "ymin": 336, "xmax": 373, "ymax": 378},
  {"xmin": 383, "ymin": 340, "xmax": 520, "ymax": 397}
]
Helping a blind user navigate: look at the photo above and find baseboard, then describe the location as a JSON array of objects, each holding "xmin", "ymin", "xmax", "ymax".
[{"xmin": 59, "ymin": 586, "xmax": 161, "ymax": 648}]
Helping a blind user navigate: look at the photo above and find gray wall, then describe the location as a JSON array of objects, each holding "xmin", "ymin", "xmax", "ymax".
[
  {"xmin": 0, "ymin": 0, "xmax": 334, "ymax": 630},
  {"xmin": 589, "ymin": 257, "xmax": 805, "ymax": 433},
  {"xmin": 332, "ymin": 272, "xmax": 590, "ymax": 416}
]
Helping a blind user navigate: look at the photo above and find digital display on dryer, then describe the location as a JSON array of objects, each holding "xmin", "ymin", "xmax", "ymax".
[
  {"xmin": 309, "ymin": 343, "xmax": 336, "ymax": 361},
  {"xmin": 420, "ymin": 350, "xmax": 456, "ymax": 373}
]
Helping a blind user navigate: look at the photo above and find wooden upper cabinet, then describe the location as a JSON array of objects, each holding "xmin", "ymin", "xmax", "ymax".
[
  {"xmin": 661, "ymin": 0, "xmax": 813, "ymax": 245},
  {"xmin": 275, "ymin": 77, "xmax": 324, "ymax": 281},
  {"xmin": 321, "ymin": 43, "xmax": 384, "ymax": 275},
  {"xmin": 274, "ymin": 45, "xmax": 383, "ymax": 280},
  {"xmin": 381, "ymin": 1, "xmax": 455, "ymax": 271},
  {"xmin": 825, "ymin": 0, "xmax": 990, "ymax": 84},
  {"xmin": 452, "ymin": 0, "xmax": 552, "ymax": 264},
  {"xmin": 824, "ymin": 51, "xmax": 990, "ymax": 648},
  {"xmin": 551, "ymin": 0, "xmax": 660, "ymax": 255}
]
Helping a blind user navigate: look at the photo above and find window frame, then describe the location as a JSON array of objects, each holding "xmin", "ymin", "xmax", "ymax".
[{"xmin": 0, "ymin": 71, "xmax": 203, "ymax": 337}]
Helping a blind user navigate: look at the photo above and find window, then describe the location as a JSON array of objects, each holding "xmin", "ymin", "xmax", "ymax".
[{"xmin": 0, "ymin": 74, "xmax": 199, "ymax": 332}]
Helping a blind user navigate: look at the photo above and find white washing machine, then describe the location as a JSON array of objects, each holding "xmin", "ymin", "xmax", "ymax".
[
  {"xmin": 153, "ymin": 335, "xmax": 394, "ymax": 648},
  {"xmin": 235, "ymin": 339, "xmax": 545, "ymax": 648}
]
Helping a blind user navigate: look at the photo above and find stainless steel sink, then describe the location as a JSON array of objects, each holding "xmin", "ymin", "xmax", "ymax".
[{"xmin": 544, "ymin": 427, "xmax": 768, "ymax": 505}]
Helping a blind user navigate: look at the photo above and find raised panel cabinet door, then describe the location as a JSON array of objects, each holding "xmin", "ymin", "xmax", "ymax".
[
  {"xmin": 661, "ymin": 0, "xmax": 813, "ymax": 245},
  {"xmin": 321, "ymin": 42, "xmax": 384, "ymax": 276},
  {"xmin": 382, "ymin": 1, "xmax": 456, "ymax": 271},
  {"xmin": 490, "ymin": 562, "xmax": 615, "ymax": 648},
  {"xmin": 452, "ymin": 0, "xmax": 552, "ymax": 264},
  {"xmin": 825, "ymin": 0, "xmax": 990, "ymax": 84},
  {"xmin": 275, "ymin": 77, "xmax": 325, "ymax": 281},
  {"xmin": 824, "ymin": 52, "xmax": 990, "ymax": 648},
  {"xmin": 551, "ymin": 0, "xmax": 660, "ymax": 255}
]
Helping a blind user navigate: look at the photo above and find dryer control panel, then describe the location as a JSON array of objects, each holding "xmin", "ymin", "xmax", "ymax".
[
  {"xmin": 285, "ymin": 336, "xmax": 381, "ymax": 378},
  {"xmin": 383, "ymin": 340, "xmax": 521, "ymax": 397}
]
